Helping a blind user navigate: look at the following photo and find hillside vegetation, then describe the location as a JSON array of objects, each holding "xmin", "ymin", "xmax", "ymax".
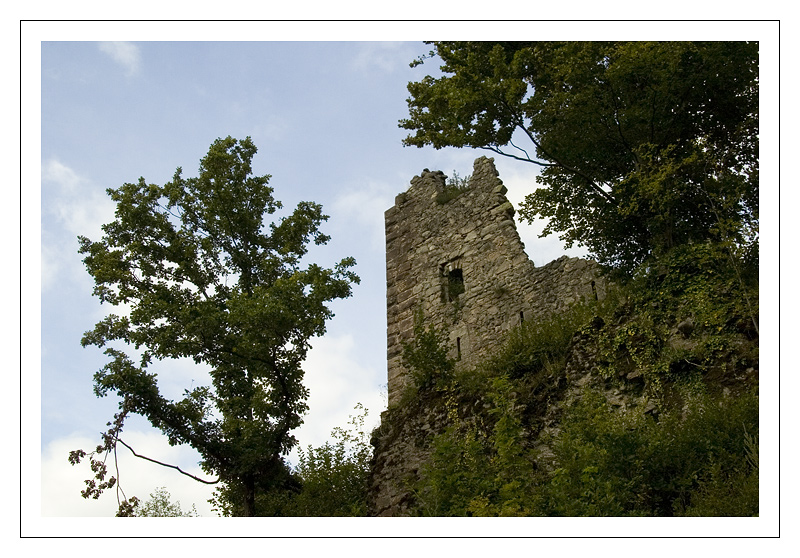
[{"xmin": 370, "ymin": 240, "xmax": 758, "ymax": 517}]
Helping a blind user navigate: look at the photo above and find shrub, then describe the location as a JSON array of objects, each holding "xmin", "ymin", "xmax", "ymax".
[
  {"xmin": 435, "ymin": 170, "xmax": 471, "ymax": 204},
  {"xmin": 212, "ymin": 405, "xmax": 373, "ymax": 516},
  {"xmin": 536, "ymin": 387, "xmax": 759, "ymax": 516},
  {"xmin": 401, "ymin": 310, "xmax": 455, "ymax": 391},
  {"xmin": 287, "ymin": 403, "xmax": 373, "ymax": 516},
  {"xmin": 490, "ymin": 306, "xmax": 589, "ymax": 379}
]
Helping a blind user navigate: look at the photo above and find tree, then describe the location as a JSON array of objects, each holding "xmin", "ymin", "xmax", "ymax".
[
  {"xmin": 400, "ymin": 42, "xmax": 758, "ymax": 274},
  {"xmin": 210, "ymin": 404, "xmax": 373, "ymax": 516},
  {"xmin": 285, "ymin": 403, "xmax": 373, "ymax": 516},
  {"xmin": 70, "ymin": 136, "xmax": 360, "ymax": 516},
  {"xmin": 134, "ymin": 487, "xmax": 200, "ymax": 517}
]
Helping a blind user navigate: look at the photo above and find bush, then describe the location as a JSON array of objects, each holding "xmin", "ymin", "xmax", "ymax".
[
  {"xmin": 393, "ymin": 245, "xmax": 759, "ymax": 517},
  {"xmin": 488, "ymin": 301, "xmax": 598, "ymax": 380},
  {"xmin": 409, "ymin": 376, "xmax": 540, "ymax": 516},
  {"xmin": 406, "ymin": 370, "xmax": 758, "ymax": 516},
  {"xmin": 134, "ymin": 486, "xmax": 200, "ymax": 517},
  {"xmin": 595, "ymin": 242, "xmax": 759, "ymax": 399},
  {"xmin": 435, "ymin": 170, "xmax": 471, "ymax": 204},
  {"xmin": 535, "ymin": 387, "xmax": 759, "ymax": 516},
  {"xmin": 401, "ymin": 310, "xmax": 455, "ymax": 391},
  {"xmin": 287, "ymin": 403, "xmax": 373, "ymax": 516}
]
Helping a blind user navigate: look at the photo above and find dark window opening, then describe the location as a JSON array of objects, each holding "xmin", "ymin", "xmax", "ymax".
[
  {"xmin": 456, "ymin": 337, "xmax": 462, "ymax": 361},
  {"xmin": 445, "ymin": 268, "xmax": 465, "ymax": 302},
  {"xmin": 520, "ymin": 311, "xmax": 525, "ymax": 323},
  {"xmin": 591, "ymin": 280, "xmax": 598, "ymax": 301}
]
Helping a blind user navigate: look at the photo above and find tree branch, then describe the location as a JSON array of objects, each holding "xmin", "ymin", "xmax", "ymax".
[
  {"xmin": 495, "ymin": 96, "xmax": 617, "ymax": 206},
  {"xmin": 117, "ymin": 438, "xmax": 220, "ymax": 485},
  {"xmin": 479, "ymin": 145, "xmax": 554, "ymax": 167},
  {"xmin": 515, "ymin": 121, "xmax": 617, "ymax": 206}
]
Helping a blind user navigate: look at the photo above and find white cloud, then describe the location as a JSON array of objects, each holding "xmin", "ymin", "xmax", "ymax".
[
  {"xmin": 42, "ymin": 159, "xmax": 115, "ymax": 238},
  {"xmin": 98, "ymin": 41, "xmax": 141, "ymax": 76},
  {"xmin": 350, "ymin": 42, "xmax": 410, "ymax": 74},
  {"xmin": 41, "ymin": 159, "xmax": 115, "ymax": 291},
  {"xmin": 41, "ymin": 430, "xmax": 217, "ymax": 517},
  {"xmin": 331, "ymin": 181, "xmax": 394, "ymax": 251},
  {"xmin": 42, "ymin": 158, "xmax": 81, "ymax": 192},
  {"xmin": 290, "ymin": 333, "xmax": 385, "ymax": 463}
]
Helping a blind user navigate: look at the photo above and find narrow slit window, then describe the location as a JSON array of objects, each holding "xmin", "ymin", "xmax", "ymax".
[
  {"xmin": 456, "ymin": 337, "xmax": 461, "ymax": 361},
  {"xmin": 520, "ymin": 310, "xmax": 525, "ymax": 323},
  {"xmin": 591, "ymin": 280, "xmax": 598, "ymax": 301}
]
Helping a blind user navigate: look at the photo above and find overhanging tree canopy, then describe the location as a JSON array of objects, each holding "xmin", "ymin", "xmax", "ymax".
[
  {"xmin": 401, "ymin": 42, "xmax": 758, "ymax": 273},
  {"xmin": 71, "ymin": 136, "xmax": 359, "ymax": 516}
]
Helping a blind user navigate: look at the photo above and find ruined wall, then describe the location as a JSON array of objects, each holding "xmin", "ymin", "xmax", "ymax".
[{"xmin": 384, "ymin": 156, "xmax": 606, "ymax": 406}]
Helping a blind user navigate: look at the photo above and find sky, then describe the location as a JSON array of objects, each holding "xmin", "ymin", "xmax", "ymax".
[{"xmin": 22, "ymin": 19, "xmax": 783, "ymax": 539}]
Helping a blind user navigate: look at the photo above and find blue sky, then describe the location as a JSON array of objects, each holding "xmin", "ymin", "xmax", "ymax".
[{"xmin": 24, "ymin": 20, "xmax": 782, "ymax": 537}]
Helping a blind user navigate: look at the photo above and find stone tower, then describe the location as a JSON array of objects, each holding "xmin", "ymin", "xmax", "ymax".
[{"xmin": 384, "ymin": 156, "xmax": 605, "ymax": 405}]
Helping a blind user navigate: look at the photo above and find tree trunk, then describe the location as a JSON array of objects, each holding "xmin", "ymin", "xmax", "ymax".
[{"xmin": 243, "ymin": 475, "xmax": 256, "ymax": 517}]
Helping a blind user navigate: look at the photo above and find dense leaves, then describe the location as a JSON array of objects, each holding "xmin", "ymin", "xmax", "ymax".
[
  {"xmin": 211, "ymin": 404, "xmax": 373, "ymax": 516},
  {"xmin": 401, "ymin": 42, "xmax": 758, "ymax": 274},
  {"xmin": 538, "ymin": 388, "xmax": 759, "ymax": 517},
  {"xmin": 73, "ymin": 136, "xmax": 359, "ymax": 515},
  {"xmin": 404, "ymin": 337, "xmax": 758, "ymax": 518}
]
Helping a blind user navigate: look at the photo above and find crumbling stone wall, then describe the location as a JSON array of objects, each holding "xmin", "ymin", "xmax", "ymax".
[{"xmin": 384, "ymin": 156, "xmax": 606, "ymax": 406}]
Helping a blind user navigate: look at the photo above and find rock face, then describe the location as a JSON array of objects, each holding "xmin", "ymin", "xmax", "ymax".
[{"xmin": 384, "ymin": 156, "xmax": 606, "ymax": 406}]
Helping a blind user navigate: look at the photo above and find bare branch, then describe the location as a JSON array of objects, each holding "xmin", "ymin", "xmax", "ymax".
[
  {"xmin": 479, "ymin": 146, "xmax": 552, "ymax": 167},
  {"xmin": 508, "ymin": 139, "xmax": 534, "ymax": 162},
  {"xmin": 117, "ymin": 438, "xmax": 220, "ymax": 485}
]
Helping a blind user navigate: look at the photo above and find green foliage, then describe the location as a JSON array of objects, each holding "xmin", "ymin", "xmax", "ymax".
[
  {"xmin": 286, "ymin": 403, "xmax": 373, "ymax": 516},
  {"xmin": 212, "ymin": 404, "xmax": 373, "ymax": 516},
  {"xmin": 536, "ymin": 388, "xmax": 759, "ymax": 516},
  {"xmin": 72, "ymin": 136, "xmax": 360, "ymax": 516},
  {"xmin": 596, "ymin": 242, "xmax": 759, "ymax": 398},
  {"xmin": 400, "ymin": 275, "xmax": 757, "ymax": 516},
  {"xmin": 408, "ymin": 373, "xmax": 758, "ymax": 516},
  {"xmin": 488, "ymin": 300, "xmax": 598, "ymax": 380},
  {"xmin": 409, "ymin": 376, "xmax": 538, "ymax": 516},
  {"xmin": 133, "ymin": 487, "xmax": 200, "ymax": 517},
  {"xmin": 435, "ymin": 170, "xmax": 471, "ymax": 204},
  {"xmin": 401, "ymin": 309, "xmax": 456, "ymax": 391},
  {"xmin": 402, "ymin": 42, "xmax": 758, "ymax": 275}
]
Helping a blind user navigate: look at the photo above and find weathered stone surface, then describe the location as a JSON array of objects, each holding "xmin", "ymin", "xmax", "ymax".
[{"xmin": 383, "ymin": 156, "xmax": 606, "ymax": 406}]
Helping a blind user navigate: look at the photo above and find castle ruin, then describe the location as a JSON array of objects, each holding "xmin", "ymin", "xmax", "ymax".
[{"xmin": 384, "ymin": 156, "xmax": 606, "ymax": 405}]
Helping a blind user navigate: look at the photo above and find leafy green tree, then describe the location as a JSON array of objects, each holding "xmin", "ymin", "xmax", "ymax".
[
  {"xmin": 211, "ymin": 404, "xmax": 373, "ymax": 516},
  {"xmin": 134, "ymin": 487, "xmax": 200, "ymax": 517},
  {"xmin": 401, "ymin": 42, "xmax": 758, "ymax": 274},
  {"xmin": 70, "ymin": 136, "xmax": 360, "ymax": 516},
  {"xmin": 288, "ymin": 403, "xmax": 373, "ymax": 516}
]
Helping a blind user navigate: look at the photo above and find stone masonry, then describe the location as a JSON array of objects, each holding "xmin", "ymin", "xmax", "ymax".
[{"xmin": 384, "ymin": 156, "xmax": 606, "ymax": 406}]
